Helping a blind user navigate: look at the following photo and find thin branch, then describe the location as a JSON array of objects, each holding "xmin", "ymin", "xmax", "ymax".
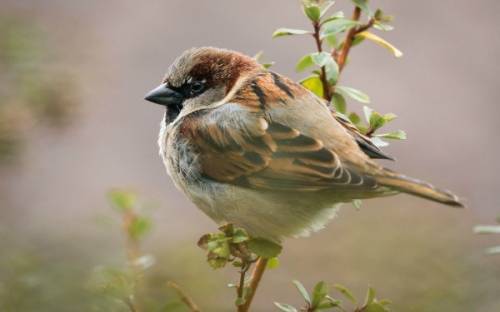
[
  {"xmin": 238, "ymin": 258, "xmax": 268, "ymax": 312},
  {"xmin": 167, "ymin": 281, "xmax": 201, "ymax": 312},
  {"xmin": 312, "ymin": 21, "xmax": 332, "ymax": 101},
  {"xmin": 236, "ymin": 262, "xmax": 251, "ymax": 310},
  {"xmin": 335, "ymin": 7, "xmax": 361, "ymax": 72},
  {"xmin": 334, "ymin": 7, "xmax": 375, "ymax": 74}
]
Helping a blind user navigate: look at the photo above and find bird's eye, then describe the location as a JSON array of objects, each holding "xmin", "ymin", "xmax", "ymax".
[{"xmin": 189, "ymin": 80, "xmax": 205, "ymax": 96}]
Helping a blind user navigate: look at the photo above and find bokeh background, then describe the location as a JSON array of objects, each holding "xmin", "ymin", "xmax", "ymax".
[{"xmin": 1, "ymin": 0, "xmax": 499, "ymax": 311}]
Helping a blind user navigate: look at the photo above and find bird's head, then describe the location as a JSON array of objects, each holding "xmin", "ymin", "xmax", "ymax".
[{"xmin": 145, "ymin": 47, "xmax": 260, "ymax": 123}]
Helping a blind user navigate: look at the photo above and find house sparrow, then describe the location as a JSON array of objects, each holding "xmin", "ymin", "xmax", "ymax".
[{"xmin": 145, "ymin": 47, "xmax": 463, "ymax": 242}]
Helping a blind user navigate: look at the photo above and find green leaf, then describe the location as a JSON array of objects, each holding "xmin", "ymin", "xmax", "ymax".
[
  {"xmin": 357, "ymin": 31, "xmax": 403, "ymax": 58},
  {"xmin": 333, "ymin": 284, "xmax": 357, "ymax": 304},
  {"xmin": 323, "ymin": 33, "xmax": 338, "ymax": 48},
  {"xmin": 370, "ymin": 136, "xmax": 389, "ymax": 147},
  {"xmin": 274, "ymin": 302, "xmax": 298, "ymax": 312},
  {"xmin": 317, "ymin": 296, "xmax": 342, "ymax": 309},
  {"xmin": 311, "ymin": 281, "xmax": 329, "ymax": 307},
  {"xmin": 129, "ymin": 216, "xmax": 151, "ymax": 240},
  {"xmin": 325, "ymin": 60, "xmax": 339, "ymax": 84},
  {"xmin": 364, "ymin": 287, "xmax": 376, "ymax": 306},
  {"xmin": 303, "ymin": 4, "xmax": 321, "ymax": 22},
  {"xmin": 337, "ymin": 86, "xmax": 370, "ymax": 103},
  {"xmin": 235, "ymin": 297, "xmax": 245, "ymax": 306},
  {"xmin": 383, "ymin": 113, "xmax": 397, "ymax": 123},
  {"xmin": 376, "ymin": 130, "xmax": 407, "ymax": 140},
  {"xmin": 351, "ymin": 0, "xmax": 371, "ymax": 15},
  {"xmin": 293, "ymin": 280, "xmax": 311, "ymax": 304},
  {"xmin": 321, "ymin": 18, "xmax": 360, "ymax": 37},
  {"xmin": 108, "ymin": 190, "xmax": 136, "ymax": 212},
  {"xmin": 232, "ymin": 228, "xmax": 250, "ymax": 243},
  {"xmin": 364, "ymin": 302, "xmax": 390, "ymax": 312},
  {"xmin": 267, "ymin": 257, "xmax": 280, "ymax": 269},
  {"xmin": 320, "ymin": 1, "xmax": 336, "ymax": 18},
  {"xmin": 368, "ymin": 111, "xmax": 386, "ymax": 131},
  {"xmin": 374, "ymin": 21, "xmax": 394, "ymax": 31},
  {"xmin": 247, "ymin": 238, "xmax": 282, "ymax": 258},
  {"xmin": 296, "ymin": 54, "xmax": 314, "ymax": 72},
  {"xmin": 485, "ymin": 245, "xmax": 500, "ymax": 255},
  {"xmin": 272, "ymin": 28, "xmax": 311, "ymax": 38},
  {"xmin": 348, "ymin": 112, "xmax": 361, "ymax": 126},
  {"xmin": 474, "ymin": 225, "xmax": 500, "ymax": 234},
  {"xmin": 331, "ymin": 92, "xmax": 346, "ymax": 114},
  {"xmin": 300, "ymin": 75, "xmax": 324, "ymax": 98},
  {"xmin": 352, "ymin": 199, "xmax": 362, "ymax": 209},
  {"xmin": 311, "ymin": 52, "xmax": 333, "ymax": 67}
]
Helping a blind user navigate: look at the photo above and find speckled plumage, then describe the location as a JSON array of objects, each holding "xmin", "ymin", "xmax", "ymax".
[{"xmin": 150, "ymin": 47, "xmax": 463, "ymax": 242}]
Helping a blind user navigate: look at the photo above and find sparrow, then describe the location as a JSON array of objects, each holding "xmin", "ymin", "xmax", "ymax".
[{"xmin": 145, "ymin": 47, "xmax": 463, "ymax": 242}]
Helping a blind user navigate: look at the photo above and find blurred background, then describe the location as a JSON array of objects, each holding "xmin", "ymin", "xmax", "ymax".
[{"xmin": 1, "ymin": 0, "xmax": 499, "ymax": 311}]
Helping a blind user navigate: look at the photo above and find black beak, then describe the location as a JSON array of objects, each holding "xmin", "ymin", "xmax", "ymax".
[{"xmin": 144, "ymin": 83, "xmax": 184, "ymax": 107}]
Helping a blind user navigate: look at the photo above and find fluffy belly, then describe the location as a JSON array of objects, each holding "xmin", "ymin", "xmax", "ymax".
[{"xmin": 184, "ymin": 179, "xmax": 342, "ymax": 242}]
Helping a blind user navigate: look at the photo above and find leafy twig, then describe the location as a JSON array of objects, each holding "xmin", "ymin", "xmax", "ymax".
[{"xmin": 312, "ymin": 21, "xmax": 333, "ymax": 101}]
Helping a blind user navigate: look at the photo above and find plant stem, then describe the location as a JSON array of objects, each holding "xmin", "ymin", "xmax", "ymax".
[
  {"xmin": 236, "ymin": 262, "xmax": 251, "ymax": 309},
  {"xmin": 167, "ymin": 281, "xmax": 201, "ymax": 312},
  {"xmin": 312, "ymin": 21, "xmax": 332, "ymax": 101},
  {"xmin": 336, "ymin": 6, "xmax": 361, "ymax": 72},
  {"xmin": 238, "ymin": 258, "xmax": 268, "ymax": 312}
]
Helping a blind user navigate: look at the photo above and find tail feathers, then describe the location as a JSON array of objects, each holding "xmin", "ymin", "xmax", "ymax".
[{"xmin": 376, "ymin": 173, "xmax": 464, "ymax": 207}]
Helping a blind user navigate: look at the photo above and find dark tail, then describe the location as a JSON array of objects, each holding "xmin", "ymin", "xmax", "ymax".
[{"xmin": 376, "ymin": 172, "xmax": 464, "ymax": 207}]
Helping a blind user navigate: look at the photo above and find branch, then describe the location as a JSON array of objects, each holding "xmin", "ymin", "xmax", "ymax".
[
  {"xmin": 312, "ymin": 21, "xmax": 332, "ymax": 101},
  {"xmin": 334, "ymin": 7, "xmax": 375, "ymax": 73},
  {"xmin": 238, "ymin": 258, "xmax": 268, "ymax": 312},
  {"xmin": 167, "ymin": 281, "xmax": 201, "ymax": 312}
]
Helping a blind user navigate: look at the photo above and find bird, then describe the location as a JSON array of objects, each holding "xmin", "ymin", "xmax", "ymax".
[{"xmin": 145, "ymin": 47, "xmax": 463, "ymax": 242}]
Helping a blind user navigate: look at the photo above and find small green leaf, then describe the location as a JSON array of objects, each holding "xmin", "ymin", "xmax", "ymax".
[
  {"xmin": 363, "ymin": 106, "xmax": 373, "ymax": 123},
  {"xmin": 267, "ymin": 257, "xmax": 280, "ymax": 269},
  {"xmin": 232, "ymin": 228, "xmax": 250, "ymax": 243},
  {"xmin": 485, "ymin": 245, "xmax": 500, "ymax": 255},
  {"xmin": 376, "ymin": 130, "xmax": 407, "ymax": 140},
  {"xmin": 300, "ymin": 75, "xmax": 324, "ymax": 98},
  {"xmin": 333, "ymin": 284, "xmax": 357, "ymax": 304},
  {"xmin": 323, "ymin": 33, "xmax": 338, "ymax": 48},
  {"xmin": 348, "ymin": 112, "xmax": 361, "ymax": 126},
  {"xmin": 331, "ymin": 92, "xmax": 346, "ymax": 114},
  {"xmin": 320, "ymin": 1, "xmax": 336, "ymax": 18},
  {"xmin": 311, "ymin": 52, "xmax": 333, "ymax": 67},
  {"xmin": 272, "ymin": 28, "xmax": 311, "ymax": 38},
  {"xmin": 293, "ymin": 280, "xmax": 311, "ymax": 304},
  {"xmin": 274, "ymin": 302, "xmax": 298, "ymax": 312},
  {"xmin": 317, "ymin": 296, "xmax": 341, "ymax": 309},
  {"xmin": 108, "ymin": 190, "xmax": 136, "ymax": 212},
  {"xmin": 129, "ymin": 216, "xmax": 151, "ymax": 240},
  {"xmin": 235, "ymin": 297, "xmax": 245, "ymax": 306},
  {"xmin": 296, "ymin": 54, "xmax": 314, "ymax": 72},
  {"xmin": 325, "ymin": 60, "xmax": 339, "ymax": 84},
  {"xmin": 370, "ymin": 136, "xmax": 389, "ymax": 147},
  {"xmin": 369, "ymin": 111, "xmax": 386, "ymax": 131},
  {"xmin": 357, "ymin": 31, "xmax": 403, "ymax": 58},
  {"xmin": 383, "ymin": 113, "xmax": 397, "ymax": 123},
  {"xmin": 337, "ymin": 86, "xmax": 370, "ymax": 103},
  {"xmin": 374, "ymin": 21, "xmax": 394, "ymax": 31},
  {"xmin": 364, "ymin": 287, "xmax": 376, "ymax": 305},
  {"xmin": 247, "ymin": 238, "xmax": 282, "ymax": 258},
  {"xmin": 321, "ymin": 18, "xmax": 360, "ymax": 36},
  {"xmin": 311, "ymin": 281, "xmax": 329, "ymax": 307},
  {"xmin": 352, "ymin": 199, "xmax": 362, "ymax": 209},
  {"xmin": 474, "ymin": 225, "xmax": 500, "ymax": 234},
  {"xmin": 303, "ymin": 5, "xmax": 321, "ymax": 22}
]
